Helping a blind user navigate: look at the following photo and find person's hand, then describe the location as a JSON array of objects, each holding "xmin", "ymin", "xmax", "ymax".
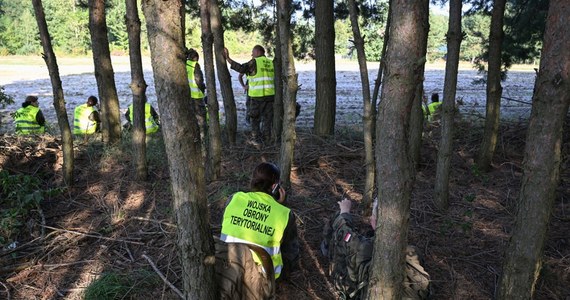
[
  {"xmin": 338, "ymin": 198, "xmax": 352, "ymax": 214},
  {"xmin": 276, "ymin": 186, "xmax": 286, "ymax": 204}
]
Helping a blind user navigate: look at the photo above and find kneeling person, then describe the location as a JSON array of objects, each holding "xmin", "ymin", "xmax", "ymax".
[
  {"xmin": 322, "ymin": 199, "xmax": 431, "ymax": 299},
  {"xmin": 217, "ymin": 162, "xmax": 299, "ymax": 299},
  {"xmin": 125, "ymin": 98, "xmax": 160, "ymax": 134},
  {"xmin": 73, "ymin": 95, "xmax": 100, "ymax": 135}
]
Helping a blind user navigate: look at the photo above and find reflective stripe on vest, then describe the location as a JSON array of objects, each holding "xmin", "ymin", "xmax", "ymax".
[
  {"xmin": 248, "ymin": 57, "xmax": 275, "ymax": 98},
  {"xmin": 73, "ymin": 104, "xmax": 97, "ymax": 134},
  {"xmin": 221, "ymin": 191, "xmax": 290, "ymax": 278},
  {"xmin": 129, "ymin": 103, "xmax": 159, "ymax": 134},
  {"xmin": 14, "ymin": 106, "xmax": 45, "ymax": 134},
  {"xmin": 186, "ymin": 61, "xmax": 205, "ymax": 99}
]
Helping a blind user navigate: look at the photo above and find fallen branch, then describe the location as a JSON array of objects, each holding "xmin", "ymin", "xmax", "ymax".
[
  {"xmin": 40, "ymin": 225, "xmax": 144, "ymax": 245},
  {"xmin": 142, "ymin": 254, "xmax": 184, "ymax": 299},
  {"xmin": 0, "ymin": 280, "xmax": 10, "ymax": 300},
  {"xmin": 129, "ymin": 216, "xmax": 177, "ymax": 228}
]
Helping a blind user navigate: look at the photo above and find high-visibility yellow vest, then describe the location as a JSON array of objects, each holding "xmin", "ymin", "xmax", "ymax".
[
  {"xmin": 73, "ymin": 104, "xmax": 97, "ymax": 135},
  {"xmin": 427, "ymin": 102, "xmax": 442, "ymax": 115},
  {"xmin": 129, "ymin": 103, "xmax": 159, "ymax": 134},
  {"xmin": 14, "ymin": 106, "xmax": 45, "ymax": 134},
  {"xmin": 186, "ymin": 61, "xmax": 205, "ymax": 99},
  {"xmin": 425, "ymin": 102, "xmax": 442, "ymax": 121},
  {"xmin": 221, "ymin": 191, "xmax": 290, "ymax": 278},
  {"xmin": 248, "ymin": 57, "xmax": 275, "ymax": 98}
]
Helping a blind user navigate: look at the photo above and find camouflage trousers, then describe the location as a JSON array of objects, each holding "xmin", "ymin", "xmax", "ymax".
[
  {"xmin": 249, "ymin": 97, "xmax": 274, "ymax": 142},
  {"xmin": 214, "ymin": 238, "xmax": 275, "ymax": 300}
]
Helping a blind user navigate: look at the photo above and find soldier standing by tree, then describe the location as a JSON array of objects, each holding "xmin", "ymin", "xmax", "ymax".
[
  {"xmin": 222, "ymin": 45, "xmax": 275, "ymax": 144},
  {"xmin": 186, "ymin": 48, "xmax": 207, "ymax": 154}
]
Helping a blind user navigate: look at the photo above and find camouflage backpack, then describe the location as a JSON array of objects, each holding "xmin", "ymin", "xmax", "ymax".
[
  {"xmin": 321, "ymin": 213, "xmax": 431, "ymax": 300},
  {"xmin": 213, "ymin": 237, "xmax": 275, "ymax": 300}
]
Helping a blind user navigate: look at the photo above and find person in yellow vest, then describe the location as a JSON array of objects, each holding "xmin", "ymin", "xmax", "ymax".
[
  {"xmin": 238, "ymin": 72, "xmax": 252, "ymax": 125},
  {"xmin": 422, "ymin": 93, "xmax": 442, "ymax": 122},
  {"xmin": 185, "ymin": 48, "xmax": 207, "ymax": 146},
  {"xmin": 220, "ymin": 162, "xmax": 299, "ymax": 285},
  {"xmin": 124, "ymin": 98, "xmax": 160, "ymax": 134},
  {"xmin": 73, "ymin": 95, "xmax": 100, "ymax": 135},
  {"xmin": 222, "ymin": 45, "xmax": 275, "ymax": 143},
  {"xmin": 13, "ymin": 95, "xmax": 45, "ymax": 134}
]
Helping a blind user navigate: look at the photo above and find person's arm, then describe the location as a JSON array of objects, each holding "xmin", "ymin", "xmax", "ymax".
[
  {"xmin": 238, "ymin": 73, "xmax": 248, "ymax": 93},
  {"xmin": 280, "ymin": 211, "xmax": 299, "ymax": 279},
  {"xmin": 222, "ymin": 47, "xmax": 256, "ymax": 75},
  {"xmin": 125, "ymin": 108, "xmax": 131, "ymax": 122},
  {"xmin": 36, "ymin": 110, "xmax": 45, "ymax": 126},
  {"xmin": 89, "ymin": 110, "xmax": 100, "ymax": 123},
  {"xmin": 150, "ymin": 106, "xmax": 159, "ymax": 122},
  {"xmin": 194, "ymin": 63, "xmax": 206, "ymax": 93}
]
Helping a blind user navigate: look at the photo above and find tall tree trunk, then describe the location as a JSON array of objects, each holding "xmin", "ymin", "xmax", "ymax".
[
  {"xmin": 497, "ymin": 1, "xmax": 570, "ymax": 298},
  {"xmin": 313, "ymin": 0, "xmax": 336, "ymax": 137},
  {"xmin": 276, "ymin": 0, "xmax": 298, "ymax": 189},
  {"xmin": 347, "ymin": 0, "xmax": 374, "ymax": 210},
  {"xmin": 209, "ymin": 0, "xmax": 237, "ymax": 145},
  {"xmin": 32, "ymin": 0, "xmax": 74, "ymax": 185},
  {"xmin": 368, "ymin": 0, "xmax": 428, "ymax": 298},
  {"xmin": 371, "ymin": 0, "xmax": 392, "ymax": 108},
  {"xmin": 125, "ymin": 0, "xmax": 148, "ymax": 181},
  {"xmin": 477, "ymin": 0, "xmax": 506, "ymax": 171},
  {"xmin": 88, "ymin": 0, "xmax": 121, "ymax": 145},
  {"xmin": 141, "ymin": 0, "xmax": 215, "ymax": 298},
  {"xmin": 272, "ymin": 18, "xmax": 284, "ymax": 143},
  {"xmin": 434, "ymin": 0, "xmax": 462, "ymax": 211},
  {"xmin": 408, "ymin": 0, "xmax": 429, "ymax": 168},
  {"xmin": 199, "ymin": 0, "xmax": 221, "ymax": 180},
  {"xmin": 367, "ymin": 0, "xmax": 392, "ymax": 213}
]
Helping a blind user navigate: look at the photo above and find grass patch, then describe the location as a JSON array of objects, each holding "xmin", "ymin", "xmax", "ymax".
[{"xmin": 84, "ymin": 269, "xmax": 161, "ymax": 300}]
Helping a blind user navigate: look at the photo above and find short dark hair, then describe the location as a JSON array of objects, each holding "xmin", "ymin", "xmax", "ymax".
[
  {"xmin": 87, "ymin": 95, "xmax": 98, "ymax": 106},
  {"xmin": 186, "ymin": 48, "xmax": 199, "ymax": 60},
  {"xmin": 22, "ymin": 95, "xmax": 38, "ymax": 108},
  {"xmin": 431, "ymin": 93, "xmax": 439, "ymax": 103},
  {"xmin": 253, "ymin": 45, "xmax": 265, "ymax": 55},
  {"xmin": 250, "ymin": 162, "xmax": 280, "ymax": 193}
]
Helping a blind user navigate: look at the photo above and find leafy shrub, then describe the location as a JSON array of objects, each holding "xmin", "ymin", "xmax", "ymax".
[{"xmin": 0, "ymin": 170, "xmax": 59, "ymax": 246}]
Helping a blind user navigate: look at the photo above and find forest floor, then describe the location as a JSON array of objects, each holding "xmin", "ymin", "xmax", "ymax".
[{"xmin": 1, "ymin": 118, "xmax": 569, "ymax": 300}]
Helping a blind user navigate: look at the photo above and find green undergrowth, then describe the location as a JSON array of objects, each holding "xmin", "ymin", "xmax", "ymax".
[
  {"xmin": 83, "ymin": 269, "xmax": 161, "ymax": 300},
  {"xmin": 0, "ymin": 170, "xmax": 62, "ymax": 247}
]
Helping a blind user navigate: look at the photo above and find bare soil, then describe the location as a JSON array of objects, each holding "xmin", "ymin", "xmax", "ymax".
[{"xmin": 1, "ymin": 119, "xmax": 569, "ymax": 300}]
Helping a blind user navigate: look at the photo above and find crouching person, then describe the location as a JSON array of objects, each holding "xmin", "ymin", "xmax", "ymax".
[
  {"xmin": 215, "ymin": 162, "xmax": 299, "ymax": 299},
  {"xmin": 322, "ymin": 199, "xmax": 431, "ymax": 300}
]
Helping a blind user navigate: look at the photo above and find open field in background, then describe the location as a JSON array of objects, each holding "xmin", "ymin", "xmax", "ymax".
[
  {"xmin": 0, "ymin": 55, "xmax": 538, "ymax": 84},
  {"xmin": 0, "ymin": 55, "xmax": 537, "ymax": 134}
]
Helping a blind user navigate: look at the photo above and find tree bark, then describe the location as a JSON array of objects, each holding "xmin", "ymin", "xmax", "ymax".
[
  {"xmin": 141, "ymin": 0, "xmax": 215, "ymax": 298},
  {"xmin": 434, "ymin": 0, "xmax": 462, "ymax": 211},
  {"xmin": 88, "ymin": 0, "xmax": 122, "ymax": 145},
  {"xmin": 125, "ymin": 0, "xmax": 148, "ymax": 181},
  {"xmin": 313, "ymin": 0, "xmax": 336, "ymax": 137},
  {"xmin": 272, "ymin": 20, "xmax": 284, "ymax": 143},
  {"xmin": 199, "ymin": 0, "xmax": 221, "ymax": 180},
  {"xmin": 209, "ymin": 0, "xmax": 237, "ymax": 145},
  {"xmin": 368, "ymin": 0, "xmax": 428, "ymax": 298},
  {"xmin": 32, "ymin": 0, "xmax": 74, "ymax": 186},
  {"xmin": 497, "ymin": 1, "xmax": 570, "ymax": 298},
  {"xmin": 408, "ymin": 0, "xmax": 429, "ymax": 168},
  {"xmin": 477, "ymin": 0, "xmax": 506, "ymax": 171},
  {"xmin": 347, "ymin": 0, "xmax": 374, "ymax": 210},
  {"xmin": 276, "ymin": 0, "xmax": 298, "ymax": 189}
]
